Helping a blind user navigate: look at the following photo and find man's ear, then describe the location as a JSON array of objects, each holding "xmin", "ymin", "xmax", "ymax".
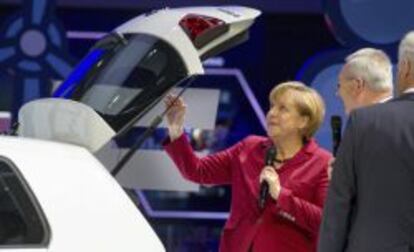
[
  {"xmin": 405, "ymin": 59, "xmax": 412, "ymax": 79},
  {"xmin": 401, "ymin": 58, "xmax": 411, "ymax": 79},
  {"xmin": 352, "ymin": 78, "xmax": 365, "ymax": 95}
]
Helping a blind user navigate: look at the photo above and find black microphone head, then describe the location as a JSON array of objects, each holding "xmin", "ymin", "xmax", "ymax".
[
  {"xmin": 330, "ymin": 115, "xmax": 342, "ymax": 156},
  {"xmin": 330, "ymin": 115, "xmax": 342, "ymax": 129},
  {"xmin": 265, "ymin": 146, "xmax": 276, "ymax": 166}
]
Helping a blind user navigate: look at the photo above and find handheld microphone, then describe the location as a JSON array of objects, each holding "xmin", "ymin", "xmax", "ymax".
[
  {"xmin": 259, "ymin": 146, "xmax": 276, "ymax": 209},
  {"xmin": 331, "ymin": 115, "xmax": 342, "ymax": 156}
]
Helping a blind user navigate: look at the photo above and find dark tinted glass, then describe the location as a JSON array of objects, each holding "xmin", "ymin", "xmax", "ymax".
[
  {"xmin": 0, "ymin": 158, "xmax": 49, "ymax": 246},
  {"xmin": 66, "ymin": 33, "xmax": 188, "ymax": 131}
]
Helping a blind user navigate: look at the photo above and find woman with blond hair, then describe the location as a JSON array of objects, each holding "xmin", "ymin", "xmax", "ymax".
[{"xmin": 163, "ymin": 81, "xmax": 332, "ymax": 252}]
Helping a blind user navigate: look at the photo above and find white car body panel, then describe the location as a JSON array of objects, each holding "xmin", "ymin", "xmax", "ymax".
[
  {"xmin": 0, "ymin": 137, "xmax": 164, "ymax": 252},
  {"xmin": 18, "ymin": 99, "xmax": 115, "ymax": 153},
  {"xmin": 1, "ymin": 249, "xmax": 46, "ymax": 252},
  {"xmin": 115, "ymin": 6, "xmax": 261, "ymax": 76}
]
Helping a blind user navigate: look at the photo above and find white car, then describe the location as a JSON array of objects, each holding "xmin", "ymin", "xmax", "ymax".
[{"xmin": 0, "ymin": 6, "xmax": 261, "ymax": 251}]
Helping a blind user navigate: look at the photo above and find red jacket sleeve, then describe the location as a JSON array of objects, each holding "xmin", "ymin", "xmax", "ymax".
[
  {"xmin": 163, "ymin": 133, "xmax": 243, "ymax": 185},
  {"xmin": 271, "ymin": 154, "xmax": 330, "ymax": 237}
]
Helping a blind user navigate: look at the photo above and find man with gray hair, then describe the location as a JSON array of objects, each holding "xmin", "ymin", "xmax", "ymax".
[
  {"xmin": 337, "ymin": 47, "xmax": 393, "ymax": 114},
  {"xmin": 397, "ymin": 31, "xmax": 414, "ymax": 95},
  {"xmin": 319, "ymin": 31, "xmax": 414, "ymax": 252},
  {"xmin": 327, "ymin": 48, "xmax": 394, "ymax": 178}
]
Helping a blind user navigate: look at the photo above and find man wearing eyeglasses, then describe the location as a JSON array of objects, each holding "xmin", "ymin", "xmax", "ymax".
[
  {"xmin": 327, "ymin": 48, "xmax": 394, "ymax": 179},
  {"xmin": 337, "ymin": 48, "xmax": 393, "ymax": 115}
]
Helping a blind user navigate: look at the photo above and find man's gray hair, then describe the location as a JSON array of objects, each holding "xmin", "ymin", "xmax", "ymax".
[
  {"xmin": 345, "ymin": 48, "xmax": 393, "ymax": 92},
  {"xmin": 399, "ymin": 31, "xmax": 414, "ymax": 67}
]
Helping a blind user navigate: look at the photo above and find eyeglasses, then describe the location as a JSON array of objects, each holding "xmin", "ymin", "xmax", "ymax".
[
  {"xmin": 337, "ymin": 76, "xmax": 356, "ymax": 90},
  {"xmin": 337, "ymin": 82, "xmax": 341, "ymax": 90}
]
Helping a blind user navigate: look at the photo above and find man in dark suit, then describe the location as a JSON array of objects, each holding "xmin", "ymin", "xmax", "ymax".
[{"xmin": 318, "ymin": 31, "xmax": 414, "ymax": 252}]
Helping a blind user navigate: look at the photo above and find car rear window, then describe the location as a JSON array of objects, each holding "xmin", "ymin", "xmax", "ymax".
[{"xmin": 0, "ymin": 157, "xmax": 50, "ymax": 247}]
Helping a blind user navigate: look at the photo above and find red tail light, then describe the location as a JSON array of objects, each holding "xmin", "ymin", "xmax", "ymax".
[{"xmin": 179, "ymin": 14, "xmax": 228, "ymax": 49}]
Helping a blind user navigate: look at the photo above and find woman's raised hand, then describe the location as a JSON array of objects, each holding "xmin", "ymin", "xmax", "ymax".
[{"xmin": 164, "ymin": 94, "xmax": 187, "ymax": 141}]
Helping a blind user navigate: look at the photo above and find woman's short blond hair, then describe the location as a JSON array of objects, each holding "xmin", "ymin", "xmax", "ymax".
[{"xmin": 269, "ymin": 81, "xmax": 325, "ymax": 140}]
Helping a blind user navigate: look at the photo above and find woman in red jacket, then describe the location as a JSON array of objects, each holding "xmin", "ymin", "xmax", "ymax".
[{"xmin": 163, "ymin": 81, "xmax": 332, "ymax": 252}]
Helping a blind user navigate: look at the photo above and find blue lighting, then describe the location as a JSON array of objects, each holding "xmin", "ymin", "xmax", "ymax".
[
  {"xmin": 5, "ymin": 18, "xmax": 23, "ymax": 38},
  {"xmin": 47, "ymin": 23, "xmax": 62, "ymax": 46},
  {"xmin": 45, "ymin": 52, "xmax": 73, "ymax": 77},
  {"xmin": 32, "ymin": 0, "xmax": 48, "ymax": 25},
  {"xmin": 0, "ymin": 47, "xmax": 15, "ymax": 61},
  {"xmin": 0, "ymin": 0, "xmax": 74, "ymax": 111},
  {"xmin": 18, "ymin": 59, "xmax": 42, "ymax": 72},
  {"xmin": 53, "ymin": 49, "xmax": 105, "ymax": 98},
  {"xmin": 23, "ymin": 78, "xmax": 40, "ymax": 102}
]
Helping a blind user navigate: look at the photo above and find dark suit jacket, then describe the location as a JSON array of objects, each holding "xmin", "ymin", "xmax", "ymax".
[
  {"xmin": 164, "ymin": 134, "xmax": 331, "ymax": 252},
  {"xmin": 318, "ymin": 93, "xmax": 414, "ymax": 252}
]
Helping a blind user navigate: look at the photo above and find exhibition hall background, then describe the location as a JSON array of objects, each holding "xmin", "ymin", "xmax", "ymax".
[{"xmin": 0, "ymin": 0, "xmax": 412, "ymax": 251}]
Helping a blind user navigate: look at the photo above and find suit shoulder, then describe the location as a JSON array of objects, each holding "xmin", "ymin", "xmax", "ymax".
[{"xmin": 353, "ymin": 100, "xmax": 400, "ymax": 118}]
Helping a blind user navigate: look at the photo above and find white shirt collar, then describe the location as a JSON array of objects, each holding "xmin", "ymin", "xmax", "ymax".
[
  {"xmin": 378, "ymin": 95, "xmax": 393, "ymax": 103},
  {"xmin": 403, "ymin": 87, "xmax": 414, "ymax": 94}
]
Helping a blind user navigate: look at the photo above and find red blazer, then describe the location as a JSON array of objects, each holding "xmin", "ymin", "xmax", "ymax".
[{"xmin": 164, "ymin": 134, "xmax": 331, "ymax": 252}]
